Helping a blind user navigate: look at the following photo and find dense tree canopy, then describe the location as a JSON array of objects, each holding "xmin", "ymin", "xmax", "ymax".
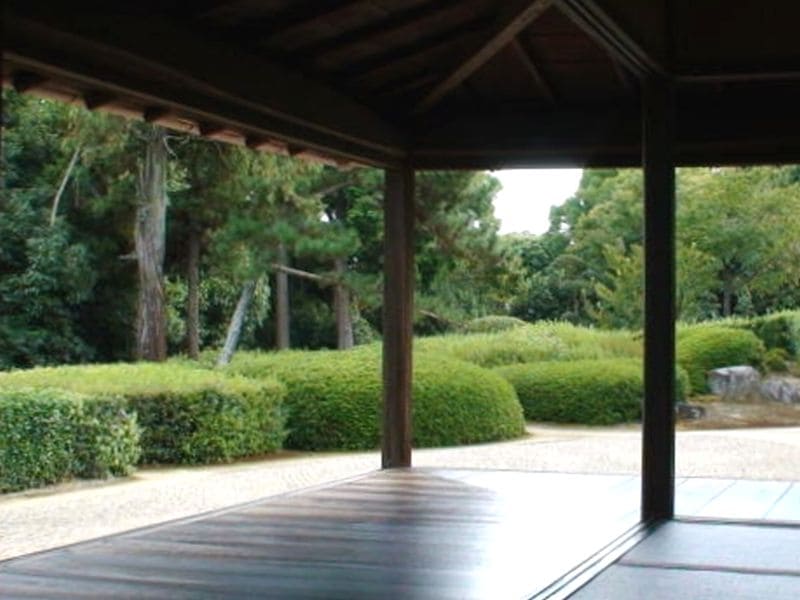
[{"xmin": 2, "ymin": 90, "xmax": 799, "ymax": 368}]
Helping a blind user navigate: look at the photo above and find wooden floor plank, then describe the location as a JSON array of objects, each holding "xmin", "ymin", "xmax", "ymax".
[
  {"xmin": 4, "ymin": 470, "xmax": 798, "ymax": 599},
  {"xmin": 0, "ymin": 470, "xmax": 641, "ymax": 600},
  {"xmin": 620, "ymin": 521, "xmax": 800, "ymax": 573},
  {"xmin": 692, "ymin": 480, "xmax": 793, "ymax": 519},
  {"xmin": 765, "ymin": 483, "xmax": 800, "ymax": 521},
  {"xmin": 569, "ymin": 564, "xmax": 800, "ymax": 599},
  {"xmin": 674, "ymin": 477, "xmax": 737, "ymax": 516}
]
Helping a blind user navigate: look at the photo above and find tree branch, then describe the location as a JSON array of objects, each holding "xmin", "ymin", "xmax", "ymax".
[{"xmin": 50, "ymin": 144, "xmax": 81, "ymax": 226}]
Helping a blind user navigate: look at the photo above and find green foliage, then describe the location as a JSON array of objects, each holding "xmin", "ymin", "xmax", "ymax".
[
  {"xmin": 227, "ymin": 347, "xmax": 525, "ymax": 451},
  {"xmin": 460, "ymin": 315, "xmax": 528, "ymax": 334},
  {"xmin": 677, "ymin": 326, "xmax": 766, "ymax": 392},
  {"xmin": 417, "ymin": 322, "xmax": 641, "ymax": 368},
  {"xmin": 494, "ymin": 359, "xmax": 690, "ymax": 424},
  {"xmin": 0, "ymin": 197, "xmax": 96, "ymax": 369},
  {"xmin": 0, "ymin": 388, "xmax": 140, "ymax": 492},
  {"xmin": 748, "ymin": 311, "xmax": 800, "ymax": 357},
  {"xmin": 764, "ymin": 348, "xmax": 790, "ymax": 373},
  {"xmin": 493, "ymin": 359, "xmax": 644, "ymax": 424},
  {"xmin": 0, "ymin": 364, "xmax": 286, "ymax": 464}
]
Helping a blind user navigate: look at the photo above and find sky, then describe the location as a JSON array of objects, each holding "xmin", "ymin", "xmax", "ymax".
[{"xmin": 491, "ymin": 169, "xmax": 583, "ymax": 235}]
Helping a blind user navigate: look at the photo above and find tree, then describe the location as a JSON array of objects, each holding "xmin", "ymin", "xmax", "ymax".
[
  {"xmin": 678, "ymin": 167, "xmax": 800, "ymax": 317},
  {"xmin": 133, "ymin": 126, "xmax": 169, "ymax": 361}
]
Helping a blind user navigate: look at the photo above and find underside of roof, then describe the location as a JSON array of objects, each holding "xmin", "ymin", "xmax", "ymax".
[{"xmin": 3, "ymin": 0, "xmax": 800, "ymax": 168}]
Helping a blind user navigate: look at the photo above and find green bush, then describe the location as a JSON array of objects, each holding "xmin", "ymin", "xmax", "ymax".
[
  {"xmin": 0, "ymin": 388, "xmax": 140, "ymax": 492},
  {"xmin": 228, "ymin": 347, "xmax": 525, "ymax": 451},
  {"xmin": 765, "ymin": 348, "xmax": 790, "ymax": 372},
  {"xmin": 749, "ymin": 311, "xmax": 800, "ymax": 357},
  {"xmin": 494, "ymin": 359, "xmax": 642, "ymax": 424},
  {"xmin": 493, "ymin": 359, "xmax": 691, "ymax": 425},
  {"xmin": 417, "ymin": 322, "xmax": 641, "ymax": 369},
  {"xmin": 0, "ymin": 364, "xmax": 286, "ymax": 465},
  {"xmin": 460, "ymin": 315, "xmax": 528, "ymax": 334},
  {"xmin": 679, "ymin": 311, "xmax": 800, "ymax": 359},
  {"xmin": 677, "ymin": 326, "xmax": 765, "ymax": 392}
]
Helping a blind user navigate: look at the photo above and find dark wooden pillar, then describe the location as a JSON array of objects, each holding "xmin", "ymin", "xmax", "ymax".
[
  {"xmin": 382, "ymin": 166, "xmax": 415, "ymax": 468},
  {"xmin": 641, "ymin": 75, "xmax": 676, "ymax": 521}
]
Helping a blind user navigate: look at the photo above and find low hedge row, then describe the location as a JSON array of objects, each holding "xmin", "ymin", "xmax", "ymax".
[
  {"xmin": 0, "ymin": 364, "xmax": 286, "ymax": 465},
  {"xmin": 0, "ymin": 388, "xmax": 140, "ymax": 492},
  {"xmin": 460, "ymin": 315, "xmax": 528, "ymax": 334},
  {"xmin": 493, "ymin": 359, "xmax": 690, "ymax": 425},
  {"xmin": 676, "ymin": 326, "xmax": 765, "ymax": 392},
  {"xmin": 417, "ymin": 322, "xmax": 642, "ymax": 369},
  {"xmin": 228, "ymin": 347, "xmax": 526, "ymax": 451}
]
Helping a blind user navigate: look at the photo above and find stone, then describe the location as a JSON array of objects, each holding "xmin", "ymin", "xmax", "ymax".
[
  {"xmin": 760, "ymin": 376, "xmax": 800, "ymax": 404},
  {"xmin": 707, "ymin": 366, "xmax": 761, "ymax": 400},
  {"xmin": 676, "ymin": 403, "xmax": 706, "ymax": 419}
]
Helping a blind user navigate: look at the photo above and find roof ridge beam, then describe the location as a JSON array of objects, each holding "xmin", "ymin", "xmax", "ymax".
[
  {"xmin": 556, "ymin": 0, "xmax": 666, "ymax": 79},
  {"xmin": 413, "ymin": 0, "xmax": 554, "ymax": 114}
]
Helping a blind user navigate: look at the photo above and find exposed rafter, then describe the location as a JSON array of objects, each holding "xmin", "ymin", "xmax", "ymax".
[
  {"xmin": 307, "ymin": 0, "xmax": 468, "ymax": 70},
  {"xmin": 510, "ymin": 38, "xmax": 556, "ymax": 105},
  {"xmin": 556, "ymin": 0, "xmax": 665, "ymax": 78},
  {"xmin": 3, "ymin": 11, "xmax": 406, "ymax": 167},
  {"xmin": 82, "ymin": 91, "xmax": 115, "ymax": 110},
  {"xmin": 414, "ymin": 0, "xmax": 554, "ymax": 114},
  {"xmin": 11, "ymin": 70, "xmax": 45, "ymax": 92}
]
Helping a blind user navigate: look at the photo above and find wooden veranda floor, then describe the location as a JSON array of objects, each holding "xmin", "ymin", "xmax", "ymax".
[{"xmin": 1, "ymin": 469, "xmax": 799, "ymax": 599}]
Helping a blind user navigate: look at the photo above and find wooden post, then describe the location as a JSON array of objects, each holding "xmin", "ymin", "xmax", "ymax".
[
  {"xmin": 641, "ymin": 75, "xmax": 676, "ymax": 521},
  {"xmin": 382, "ymin": 167, "xmax": 415, "ymax": 469}
]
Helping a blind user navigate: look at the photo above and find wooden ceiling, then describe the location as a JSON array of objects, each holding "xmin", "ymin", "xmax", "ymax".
[{"xmin": 3, "ymin": 0, "xmax": 800, "ymax": 168}]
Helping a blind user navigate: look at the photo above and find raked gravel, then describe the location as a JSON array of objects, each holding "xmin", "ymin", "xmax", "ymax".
[{"xmin": 2, "ymin": 425, "xmax": 799, "ymax": 560}]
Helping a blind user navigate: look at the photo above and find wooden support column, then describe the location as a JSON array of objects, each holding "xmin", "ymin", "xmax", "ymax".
[
  {"xmin": 382, "ymin": 167, "xmax": 415, "ymax": 468},
  {"xmin": 641, "ymin": 75, "xmax": 676, "ymax": 521}
]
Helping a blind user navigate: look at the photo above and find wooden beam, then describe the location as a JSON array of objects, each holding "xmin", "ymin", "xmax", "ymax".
[
  {"xmin": 556, "ymin": 0, "xmax": 664, "ymax": 78},
  {"xmin": 3, "ymin": 9, "xmax": 406, "ymax": 167},
  {"xmin": 198, "ymin": 122, "xmax": 226, "ymax": 137},
  {"xmin": 382, "ymin": 166, "xmax": 415, "ymax": 469},
  {"xmin": 11, "ymin": 70, "xmax": 45, "ymax": 92},
  {"xmin": 82, "ymin": 91, "xmax": 115, "ymax": 110},
  {"xmin": 510, "ymin": 38, "xmax": 556, "ymax": 105},
  {"xmin": 641, "ymin": 75, "xmax": 676, "ymax": 522},
  {"xmin": 143, "ymin": 107, "xmax": 170, "ymax": 123},
  {"xmin": 414, "ymin": 0, "xmax": 553, "ymax": 113}
]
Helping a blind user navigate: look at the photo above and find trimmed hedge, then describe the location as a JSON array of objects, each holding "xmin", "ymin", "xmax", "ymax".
[
  {"xmin": 417, "ymin": 322, "xmax": 641, "ymax": 369},
  {"xmin": 677, "ymin": 327, "xmax": 765, "ymax": 392},
  {"xmin": 748, "ymin": 311, "xmax": 800, "ymax": 358},
  {"xmin": 460, "ymin": 316, "xmax": 528, "ymax": 334},
  {"xmin": 493, "ymin": 359, "xmax": 691, "ymax": 425},
  {"xmin": 0, "ymin": 388, "xmax": 140, "ymax": 492},
  {"xmin": 0, "ymin": 364, "xmax": 286, "ymax": 465},
  {"xmin": 228, "ymin": 348, "xmax": 525, "ymax": 451}
]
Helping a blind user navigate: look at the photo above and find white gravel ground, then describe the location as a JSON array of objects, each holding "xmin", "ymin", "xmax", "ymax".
[{"xmin": 2, "ymin": 425, "xmax": 799, "ymax": 560}]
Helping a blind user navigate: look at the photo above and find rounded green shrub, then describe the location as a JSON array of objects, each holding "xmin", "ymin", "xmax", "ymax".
[
  {"xmin": 228, "ymin": 348, "xmax": 525, "ymax": 451},
  {"xmin": 0, "ymin": 388, "xmax": 140, "ymax": 492},
  {"xmin": 460, "ymin": 316, "xmax": 528, "ymax": 334},
  {"xmin": 416, "ymin": 326, "xmax": 569, "ymax": 368},
  {"xmin": 493, "ymin": 359, "xmax": 689, "ymax": 425},
  {"xmin": 0, "ymin": 364, "xmax": 286, "ymax": 465},
  {"xmin": 417, "ymin": 322, "xmax": 641, "ymax": 369},
  {"xmin": 750, "ymin": 311, "xmax": 800, "ymax": 358},
  {"xmin": 677, "ymin": 327, "xmax": 765, "ymax": 392},
  {"xmin": 764, "ymin": 348, "xmax": 790, "ymax": 373}
]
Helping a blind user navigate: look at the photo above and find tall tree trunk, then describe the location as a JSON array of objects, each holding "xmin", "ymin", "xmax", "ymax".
[
  {"xmin": 722, "ymin": 285, "xmax": 733, "ymax": 317},
  {"xmin": 186, "ymin": 224, "xmax": 201, "ymax": 359},
  {"xmin": 216, "ymin": 280, "xmax": 256, "ymax": 367},
  {"xmin": 134, "ymin": 127, "xmax": 168, "ymax": 361},
  {"xmin": 333, "ymin": 257, "xmax": 354, "ymax": 349},
  {"xmin": 275, "ymin": 243, "xmax": 290, "ymax": 350}
]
